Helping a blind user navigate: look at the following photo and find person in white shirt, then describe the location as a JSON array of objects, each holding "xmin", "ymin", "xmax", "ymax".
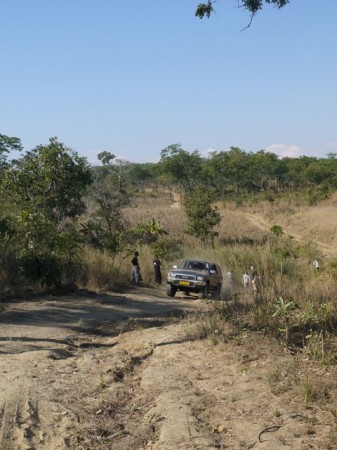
[
  {"xmin": 242, "ymin": 272, "xmax": 251, "ymax": 288},
  {"xmin": 227, "ymin": 271, "xmax": 234, "ymax": 283},
  {"xmin": 313, "ymin": 259, "xmax": 319, "ymax": 269}
]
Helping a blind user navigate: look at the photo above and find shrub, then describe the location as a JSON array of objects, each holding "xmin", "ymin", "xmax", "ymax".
[
  {"xmin": 270, "ymin": 224, "xmax": 283, "ymax": 236},
  {"xmin": 150, "ymin": 238, "xmax": 184, "ymax": 262},
  {"xmin": 17, "ymin": 252, "xmax": 62, "ymax": 287}
]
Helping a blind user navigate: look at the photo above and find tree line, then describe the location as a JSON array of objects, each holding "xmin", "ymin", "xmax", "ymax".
[
  {"xmin": 123, "ymin": 143, "xmax": 337, "ymax": 198},
  {"xmin": 0, "ymin": 133, "xmax": 336, "ymax": 289}
]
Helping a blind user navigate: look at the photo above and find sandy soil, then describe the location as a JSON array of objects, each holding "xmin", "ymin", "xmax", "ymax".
[
  {"xmin": 0, "ymin": 288, "xmax": 202, "ymax": 449},
  {"xmin": 1, "ymin": 285, "xmax": 337, "ymax": 450}
]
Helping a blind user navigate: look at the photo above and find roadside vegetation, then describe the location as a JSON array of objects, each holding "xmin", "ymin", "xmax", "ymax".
[{"xmin": 1, "ymin": 133, "xmax": 337, "ymax": 363}]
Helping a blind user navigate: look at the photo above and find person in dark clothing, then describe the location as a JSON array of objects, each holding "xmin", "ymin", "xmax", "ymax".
[
  {"xmin": 153, "ymin": 255, "xmax": 162, "ymax": 285},
  {"xmin": 131, "ymin": 251, "xmax": 142, "ymax": 285}
]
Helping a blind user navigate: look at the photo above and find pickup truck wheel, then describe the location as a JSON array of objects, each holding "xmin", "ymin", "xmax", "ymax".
[
  {"xmin": 212, "ymin": 284, "xmax": 222, "ymax": 300},
  {"xmin": 198, "ymin": 284, "xmax": 209, "ymax": 299},
  {"xmin": 166, "ymin": 284, "xmax": 176, "ymax": 297}
]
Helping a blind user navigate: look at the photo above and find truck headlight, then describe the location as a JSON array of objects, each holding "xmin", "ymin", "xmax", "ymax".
[{"xmin": 196, "ymin": 276, "xmax": 206, "ymax": 281}]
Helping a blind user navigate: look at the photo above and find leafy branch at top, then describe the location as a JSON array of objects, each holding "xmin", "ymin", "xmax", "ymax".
[{"xmin": 195, "ymin": 0, "xmax": 290, "ymax": 26}]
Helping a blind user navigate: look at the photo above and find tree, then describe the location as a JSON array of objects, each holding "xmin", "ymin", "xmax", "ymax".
[
  {"xmin": 96, "ymin": 151, "xmax": 130, "ymax": 194},
  {"xmin": 82, "ymin": 150, "xmax": 134, "ymax": 262},
  {"xmin": 81, "ymin": 187, "xmax": 130, "ymax": 257},
  {"xmin": 202, "ymin": 151, "xmax": 231, "ymax": 198},
  {"xmin": 301, "ymin": 160, "xmax": 337, "ymax": 186},
  {"xmin": 6, "ymin": 137, "xmax": 92, "ymax": 223},
  {"xmin": 195, "ymin": 0, "xmax": 289, "ymax": 21},
  {"xmin": 97, "ymin": 151, "xmax": 115, "ymax": 166},
  {"xmin": 0, "ymin": 133, "xmax": 23, "ymax": 155},
  {"xmin": 280, "ymin": 156, "xmax": 314, "ymax": 190},
  {"xmin": 0, "ymin": 133, "xmax": 22, "ymax": 169},
  {"xmin": 133, "ymin": 219, "xmax": 168, "ymax": 245},
  {"xmin": 159, "ymin": 144, "xmax": 202, "ymax": 194},
  {"xmin": 184, "ymin": 186, "xmax": 221, "ymax": 246},
  {"xmin": 246, "ymin": 150, "xmax": 280, "ymax": 191},
  {"xmin": 226, "ymin": 147, "xmax": 248, "ymax": 194},
  {"xmin": 125, "ymin": 163, "xmax": 158, "ymax": 194},
  {"xmin": 2, "ymin": 137, "xmax": 92, "ymax": 286},
  {"xmin": 0, "ymin": 133, "xmax": 23, "ymax": 222}
]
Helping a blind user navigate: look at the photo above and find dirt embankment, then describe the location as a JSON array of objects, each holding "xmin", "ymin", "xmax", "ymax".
[{"xmin": 1, "ymin": 287, "xmax": 337, "ymax": 450}]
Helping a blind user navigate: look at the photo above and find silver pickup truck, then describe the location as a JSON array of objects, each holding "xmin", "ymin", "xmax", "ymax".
[{"xmin": 166, "ymin": 259, "xmax": 223, "ymax": 299}]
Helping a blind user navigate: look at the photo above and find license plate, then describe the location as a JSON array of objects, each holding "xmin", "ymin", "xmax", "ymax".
[{"xmin": 179, "ymin": 281, "xmax": 190, "ymax": 286}]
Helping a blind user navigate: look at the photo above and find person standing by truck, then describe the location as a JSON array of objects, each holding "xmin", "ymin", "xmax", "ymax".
[
  {"xmin": 153, "ymin": 255, "xmax": 162, "ymax": 285},
  {"xmin": 131, "ymin": 251, "xmax": 142, "ymax": 286}
]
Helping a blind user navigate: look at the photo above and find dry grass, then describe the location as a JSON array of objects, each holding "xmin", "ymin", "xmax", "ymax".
[
  {"xmin": 81, "ymin": 190, "xmax": 337, "ymax": 352},
  {"xmin": 123, "ymin": 188, "xmax": 188, "ymax": 240},
  {"xmin": 240, "ymin": 192, "xmax": 337, "ymax": 251}
]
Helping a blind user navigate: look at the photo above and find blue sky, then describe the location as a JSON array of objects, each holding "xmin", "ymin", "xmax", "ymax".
[{"xmin": 1, "ymin": 1, "xmax": 337, "ymax": 164}]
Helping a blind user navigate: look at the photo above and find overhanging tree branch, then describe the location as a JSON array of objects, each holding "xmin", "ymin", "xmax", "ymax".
[{"xmin": 195, "ymin": 0, "xmax": 289, "ymax": 25}]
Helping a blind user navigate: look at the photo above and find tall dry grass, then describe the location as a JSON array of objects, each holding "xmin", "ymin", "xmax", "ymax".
[
  {"xmin": 239, "ymin": 191, "xmax": 337, "ymax": 251},
  {"xmin": 80, "ymin": 190, "xmax": 337, "ymax": 349}
]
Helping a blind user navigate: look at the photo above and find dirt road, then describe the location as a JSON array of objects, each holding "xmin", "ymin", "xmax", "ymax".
[
  {"xmin": 242, "ymin": 211, "xmax": 336, "ymax": 258},
  {"xmin": 0, "ymin": 288, "xmax": 208, "ymax": 450},
  {"xmin": 1, "ymin": 287, "xmax": 336, "ymax": 449},
  {"xmin": 0, "ymin": 288, "xmax": 192, "ymax": 448}
]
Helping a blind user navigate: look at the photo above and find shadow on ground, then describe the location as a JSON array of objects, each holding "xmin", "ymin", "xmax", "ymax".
[{"xmin": 0, "ymin": 286, "xmax": 206, "ymax": 344}]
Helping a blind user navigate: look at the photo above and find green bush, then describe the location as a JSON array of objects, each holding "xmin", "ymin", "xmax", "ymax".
[
  {"xmin": 270, "ymin": 224, "xmax": 283, "ymax": 236},
  {"xmin": 17, "ymin": 252, "xmax": 62, "ymax": 287},
  {"xmin": 151, "ymin": 238, "xmax": 184, "ymax": 262}
]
